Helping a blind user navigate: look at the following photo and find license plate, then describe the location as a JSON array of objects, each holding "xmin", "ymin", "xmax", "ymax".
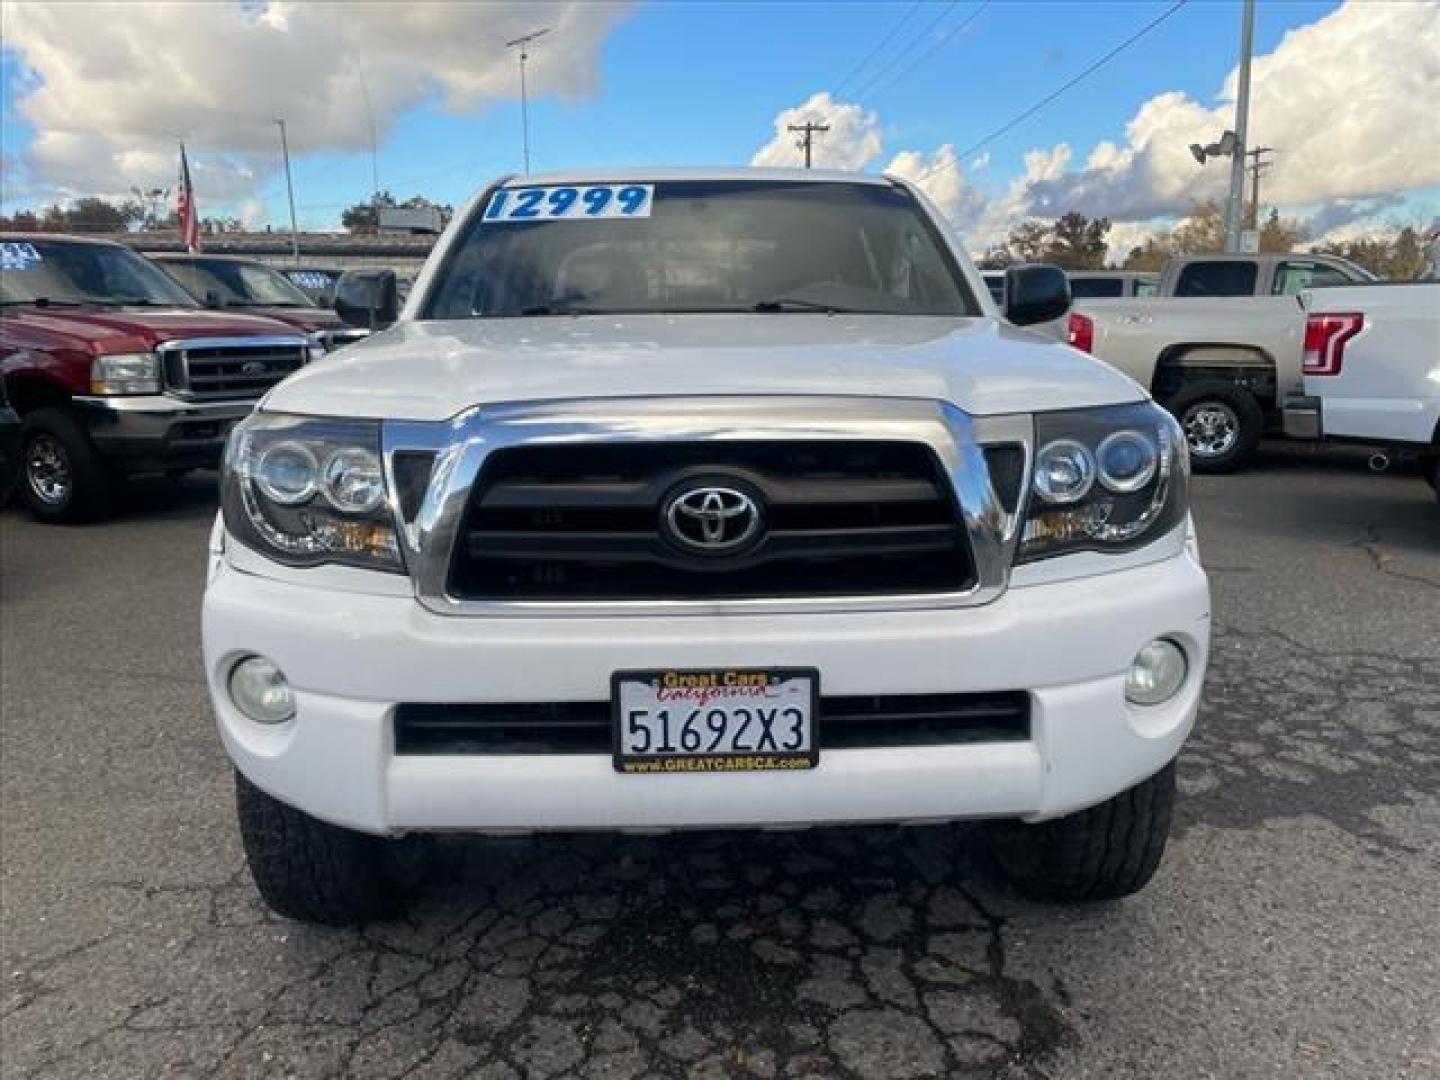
[{"xmin": 612, "ymin": 668, "xmax": 819, "ymax": 774}]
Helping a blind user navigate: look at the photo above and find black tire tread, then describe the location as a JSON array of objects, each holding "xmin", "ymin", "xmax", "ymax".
[
  {"xmin": 235, "ymin": 770, "xmax": 402, "ymax": 926},
  {"xmin": 1165, "ymin": 380, "xmax": 1264, "ymax": 474},
  {"xmin": 19, "ymin": 407, "xmax": 114, "ymax": 523},
  {"xmin": 989, "ymin": 761, "xmax": 1176, "ymax": 903}
]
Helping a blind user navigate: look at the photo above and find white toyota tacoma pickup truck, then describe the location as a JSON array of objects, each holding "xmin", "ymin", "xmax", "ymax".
[{"xmin": 202, "ymin": 169, "xmax": 1211, "ymax": 925}]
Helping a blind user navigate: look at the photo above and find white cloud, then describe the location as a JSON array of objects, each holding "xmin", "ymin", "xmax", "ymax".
[
  {"xmin": 883, "ymin": 144, "xmax": 985, "ymax": 229},
  {"xmin": 750, "ymin": 92, "xmax": 883, "ymax": 170},
  {"xmin": 4, "ymin": 1, "xmax": 631, "ymax": 212},
  {"xmin": 1025, "ymin": 0, "xmax": 1440, "ymax": 221}
]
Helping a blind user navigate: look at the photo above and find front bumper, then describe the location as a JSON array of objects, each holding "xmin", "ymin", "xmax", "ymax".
[
  {"xmin": 203, "ymin": 547, "xmax": 1211, "ymax": 836},
  {"xmin": 73, "ymin": 395, "xmax": 255, "ymax": 472}
]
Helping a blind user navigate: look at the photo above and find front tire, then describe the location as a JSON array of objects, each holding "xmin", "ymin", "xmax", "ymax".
[
  {"xmin": 1166, "ymin": 381, "xmax": 1264, "ymax": 474},
  {"xmin": 19, "ymin": 407, "xmax": 114, "ymax": 523},
  {"xmin": 988, "ymin": 761, "xmax": 1176, "ymax": 903},
  {"xmin": 235, "ymin": 770, "xmax": 411, "ymax": 926}
]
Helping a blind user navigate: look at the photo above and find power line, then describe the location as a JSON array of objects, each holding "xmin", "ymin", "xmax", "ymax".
[
  {"xmin": 918, "ymin": 0, "xmax": 1190, "ymax": 183},
  {"xmin": 863, "ymin": 1, "xmax": 992, "ymax": 103},
  {"xmin": 832, "ymin": 1, "xmax": 924, "ymax": 97},
  {"xmin": 850, "ymin": 1, "xmax": 960, "ymax": 102}
]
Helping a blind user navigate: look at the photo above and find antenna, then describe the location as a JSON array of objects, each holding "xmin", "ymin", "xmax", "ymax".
[{"xmin": 505, "ymin": 28, "xmax": 551, "ymax": 176}]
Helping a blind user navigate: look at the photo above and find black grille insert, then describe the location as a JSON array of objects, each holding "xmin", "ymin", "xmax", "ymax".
[
  {"xmin": 161, "ymin": 340, "xmax": 306, "ymax": 400},
  {"xmin": 448, "ymin": 441, "xmax": 973, "ymax": 601},
  {"xmin": 394, "ymin": 692, "xmax": 1030, "ymax": 755}
]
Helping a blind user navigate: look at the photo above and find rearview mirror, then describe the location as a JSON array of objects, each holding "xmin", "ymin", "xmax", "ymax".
[
  {"xmin": 334, "ymin": 270, "xmax": 399, "ymax": 330},
  {"xmin": 203, "ymin": 289, "xmax": 223, "ymax": 310},
  {"xmin": 1004, "ymin": 264, "xmax": 1071, "ymax": 327}
]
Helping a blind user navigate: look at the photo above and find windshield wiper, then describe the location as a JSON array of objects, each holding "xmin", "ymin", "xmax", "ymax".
[
  {"xmin": 0, "ymin": 297, "xmax": 88, "ymax": 308},
  {"xmin": 519, "ymin": 303, "xmax": 600, "ymax": 316},
  {"xmin": 752, "ymin": 297, "xmax": 852, "ymax": 314},
  {"xmin": 96, "ymin": 297, "xmax": 171, "ymax": 307}
]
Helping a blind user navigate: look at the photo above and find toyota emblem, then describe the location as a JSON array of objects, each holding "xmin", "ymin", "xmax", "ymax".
[{"xmin": 662, "ymin": 483, "xmax": 762, "ymax": 555}]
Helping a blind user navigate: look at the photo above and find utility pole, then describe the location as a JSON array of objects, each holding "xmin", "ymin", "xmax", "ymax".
[
  {"xmin": 1224, "ymin": 0, "xmax": 1255, "ymax": 252},
  {"xmin": 275, "ymin": 119, "xmax": 300, "ymax": 265},
  {"xmin": 1245, "ymin": 147, "xmax": 1275, "ymax": 230},
  {"xmin": 505, "ymin": 27, "xmax": 550, "ymax": 176},
  {"xmin": 789, "ymin": 121, "xmax": 830, "ymax": 169}
]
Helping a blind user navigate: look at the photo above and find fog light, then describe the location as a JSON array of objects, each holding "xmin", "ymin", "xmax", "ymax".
[
  {"xmin": 228, "ymin": 655, "xmax": 295, "ymax": 724},
  {"xmin": 1126, "ymin": 639, "xmax": 1187, "ymax": 705}
]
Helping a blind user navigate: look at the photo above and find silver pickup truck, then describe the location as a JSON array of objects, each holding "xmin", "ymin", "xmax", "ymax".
[{"xmin": 1069, "ymin": 252, "xmax": 1375, "ymax": 471}]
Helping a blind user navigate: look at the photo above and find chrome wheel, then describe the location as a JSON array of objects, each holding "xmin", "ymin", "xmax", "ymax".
[
  {"xmin": 1181, "ymin": 401, "xmax": 1240, "ymax": 459},
  {"xmin": 25, "ymin": 433, "xmax": 71, "ymax": 507}
]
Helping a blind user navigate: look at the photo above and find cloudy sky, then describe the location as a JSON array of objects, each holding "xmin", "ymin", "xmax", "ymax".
[{"xmin": 2, "ymin": 0, "xmax": 1436, "ymax": 259}]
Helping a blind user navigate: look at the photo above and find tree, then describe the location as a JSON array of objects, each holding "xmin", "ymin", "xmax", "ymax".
[
  {"xmin": 1312, "ymin": 225, "xmax": 1430, "ymax": 280},
  {"xmin": 0, "ymin": 210, "xmax": 41, "ymax": 231},
  {"xmin": 999, "ymin": 213, "xmax": 1111, "ymax": 269},
  {"xmin": 1044, "ymin": 212, "xmax": 1110, "ymax": 270},
  {"xmin": 1120, "ymin": 200, "xmax": 1227, "ymax": 271},
  {"xmin": 1122, "ymin": 236, "xmax": 1173, "ymax": 272},
  {"xmin": 1258, "ymin": 209, "xmax": 1308, "ymax": 253},
  {"xmin": 1168, "ymin": 199, "xmax": 1225, "ymax": 255},
  {"xmin": 32, "ymin": 196, "xmax": 143, "ymax": 233},
  {"xmin": 1001, "ymin": 220, "xmax": 1052, "ymax": 264}
]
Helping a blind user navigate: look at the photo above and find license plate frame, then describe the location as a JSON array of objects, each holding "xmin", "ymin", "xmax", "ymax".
[{"xmin": 611, "ymin": 667, "xmax": 820, "ymax": 775}]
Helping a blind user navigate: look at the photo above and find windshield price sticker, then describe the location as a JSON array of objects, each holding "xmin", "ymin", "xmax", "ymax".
[
  {"xmin": 484, "ymin": 184, "xmax": 654, "ymax": 223},
  {"xmin": 1, "ymin": 242, "xmax": 42, "ymax": 270}
]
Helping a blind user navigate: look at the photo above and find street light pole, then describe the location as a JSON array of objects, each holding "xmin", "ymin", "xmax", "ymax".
[
  {"xmin": 1224, "ymin": 0, "xmax": 1255, "ymax": 252},
  {"xmin": 505, "ymin": 28, "xmax": 550, "ymax": 176},
  {"xmin": 275, "ymin": 119, "xmax": 300, "ymax": 265}
]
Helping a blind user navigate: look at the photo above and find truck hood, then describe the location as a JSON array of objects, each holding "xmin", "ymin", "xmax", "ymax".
[
  {"xmin": 221, "ymin": 306, "xmax": 346, "ymax": 333},
  {"xmin": 266, "ymin": 314, "xmax": 1145, "ymax": 421},
  {"xmin": 1, "ymin": 305, "xmax": 306, "ymax": 354}
]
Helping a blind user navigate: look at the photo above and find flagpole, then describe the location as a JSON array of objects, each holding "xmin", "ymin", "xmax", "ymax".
[{"xmin": 275, "ymin": 119, "xmax": 301, "ymax": 265}]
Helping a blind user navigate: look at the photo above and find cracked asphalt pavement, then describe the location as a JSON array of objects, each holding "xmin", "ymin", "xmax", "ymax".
[{"xmin": 2, "ymin": 443, "xmax": 1437, "ymax": 1079}]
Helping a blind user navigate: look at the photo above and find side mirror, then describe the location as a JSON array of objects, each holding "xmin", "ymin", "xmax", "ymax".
[
  {"xmin": 1004, "ymin": 263, "xmax": 1071, "ymax": 326},
  {"xmin": 334, "ymin": 270, "xmax": 399, "ymax": 330}
]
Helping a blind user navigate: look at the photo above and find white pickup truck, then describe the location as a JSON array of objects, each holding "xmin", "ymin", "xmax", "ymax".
[
  {"xmin": 1286, "ymin": 283, "xmax": 1440, "ymax": 502},
  {"xmin": 203, "ymin": 168, "xmax": 1209, "ymax": 925},
  {"xmin": 1069, "ymin": 252, "xmax": 1375, "ymax": 472}
]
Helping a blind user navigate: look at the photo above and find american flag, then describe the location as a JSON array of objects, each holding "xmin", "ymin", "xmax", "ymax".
[{"xmin": 177, "ymin": 142, "xmax": 200, "ymax": 253}]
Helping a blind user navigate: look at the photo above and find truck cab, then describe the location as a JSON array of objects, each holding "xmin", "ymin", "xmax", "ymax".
[
  {"xmin": 1, "ymin": 234, "xmax": 309, "ymax": 521},
  {"xmin": 1157, "ymin": 252, "xmax": 1373, "ymax": 298},
  {"xmin": 149, "ymin": 253, "xmax": 368, "ymax": 355}
]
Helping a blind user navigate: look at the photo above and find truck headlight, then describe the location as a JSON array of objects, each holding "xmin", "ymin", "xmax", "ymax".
[
  {"xmin": 90, "ymin": 352, "xmax": 161, "ymax": 395},
  {"xmin": 221, "ymin": 412, "xmax": 402, "ymax": 572},
  {"xmin": 1018, "ymin": 402, "xmax": 1188, "ymax": 563}
]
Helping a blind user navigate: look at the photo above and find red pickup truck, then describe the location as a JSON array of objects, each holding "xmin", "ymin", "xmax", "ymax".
[{"xmin": 1, "ymin": 233, "xmax": 309, "ymax": 522}]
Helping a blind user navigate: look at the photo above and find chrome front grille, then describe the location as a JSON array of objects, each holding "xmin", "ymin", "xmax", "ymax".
[
  {"xmin": 382, "ymin": 397, "xmax": 1034, "ymax": 617},
  {"xmin": 158, "ymin": 336, "xmax": 308, "ymax": 401},
  {"xmin": 448, "ymin": 440, "xmax": 975, "ymax": 601}
]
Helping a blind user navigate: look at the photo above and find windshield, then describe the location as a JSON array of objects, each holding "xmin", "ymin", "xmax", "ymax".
[
  {"xmin": 425, "ymin": 180, "xmax": 976, "ymax": 319},
  {"xmin": 1, "ymin": 238, "xmax": 198, "ymax": 307},
  {"xmin": 159, "ymin": 258, "xmax": 316, "ymax": 307}
]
